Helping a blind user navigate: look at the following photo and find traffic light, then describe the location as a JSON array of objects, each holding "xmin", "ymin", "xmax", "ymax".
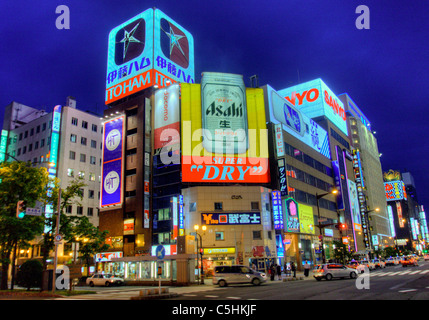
[
  {"xmin": 199, "ymin": 248, "xmax": 204, "ymax": 256},
  {"xmin": 16, "ymin": 200, "xmax": 25, "ymax": 219},
  {"xmin": 335, "ymin": 223, "xmax": 347, "ymax": 230}
]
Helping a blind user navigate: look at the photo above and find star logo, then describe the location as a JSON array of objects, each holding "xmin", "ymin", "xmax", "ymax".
[
  {"xmin": 160, "ymin": 18, "xmax": 189, "ymax": 68},
  {"xmin": 115, "ymin": 18, "xmax": 145, "ymax": 65},
  {"xmin": 119, "ymin": 21, "xmax": 142, "ymax": 60}
]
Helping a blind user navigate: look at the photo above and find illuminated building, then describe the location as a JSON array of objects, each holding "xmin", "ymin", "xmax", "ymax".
[
  {"xmin": 339, "ymin": 93, "xmax": 394, "ymax": 251},
  {"xmin": 1, "ymin": 96, "xmax": 103, "ymax": 263}
]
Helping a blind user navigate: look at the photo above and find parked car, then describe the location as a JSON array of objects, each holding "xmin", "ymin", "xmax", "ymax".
[
  {"xmin": 401, "ymin": 257, "xmax": 418, "ymax": 267},
  {"xmin": 359, "ymin": 260, "xmax": 376, "ymax": 271},
  {"xmin": 372, "ymin": 259, "xmax": 386, "ymax": 269},
  {"xmin": 385, "ymin": 258, "xmax": 395, "ymax": 266},
  {"xmin": 212, "ymin": 265, "xmax": 267, "ymax": 287},
  {"xmin": 424, "ymin": 254, "xmax": 429, "ymax": 261},
  {"xmin": 86, "ymin": 273, "xmax": 124, "ymax": 287},
  {"xmin": 313, "ymin": 263, "xmax": 358, "ymax": 281}
]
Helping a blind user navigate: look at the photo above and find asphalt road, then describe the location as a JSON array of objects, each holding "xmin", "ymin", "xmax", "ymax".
[
  {"xmin": 48, "ymin": 260, "xmax": 429, "ymax": 301},
  {"xmin": 169, "ymin": 261, "xmax": 429, "ymax": 300}
]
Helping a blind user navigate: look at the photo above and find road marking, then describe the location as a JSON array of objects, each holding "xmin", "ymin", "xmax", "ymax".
[
  {"xmin": 226, "ymin": 296, "xmax": 241, "ymax": 299},
  {"xmin": 205, "ymin": 295, "xmax": 218, "ymax": 298},
  {"xmin": 420, "ymin": 270, "xmax": 429, "ymax": 274},
  {"xmin": 398, "ymin": 289, "xmax": 417, "ymax": 293},
  {"xmin": 388, "ymin": 272, "xmax": 402, "ymax": 276},
  {"xmin": 409, "ymin": 270, "xmax": 421, "ymax": 275},
  {"xmin": 377, "ymin": 272, "xmax": 393, "ymax": 276},
  {"xmin": 183, "ymin": 294, "xmax": 197, "ymax": 297},
  {"xmin": 397, "ymin": 270, "xmax": 412, "ymax": 275}
]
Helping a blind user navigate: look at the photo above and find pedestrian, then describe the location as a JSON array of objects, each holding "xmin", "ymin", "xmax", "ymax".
[
  {"xmin": 270, "ymin": 265, "xmax": 275, "ymax": 281},
  {"xmin": 304, "ymin": 261, "xmax": 311, "ymax": 277},
  {"xmin": 276, "ymin": 264, "xmax": 282, "ymax": 280},
  {"xmin": 291, "ymin": 261, "xmax": 296, "ymax": 278}
]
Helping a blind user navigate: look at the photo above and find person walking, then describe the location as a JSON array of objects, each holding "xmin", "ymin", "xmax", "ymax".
[
  {"xmin": 304, "ymin": 261, "xmax": 311, "ymax": 277},
  {"xmin": 276, "ymin": 264, "xmax": 282, "ymax": 280},
  {"xmin": 291, "ymin": 261, "xmax": 296, "ymax": 278}
]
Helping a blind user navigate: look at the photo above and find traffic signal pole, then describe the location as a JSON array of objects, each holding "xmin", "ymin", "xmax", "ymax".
[{"xmin": 52, "ymin": 188, "xmax": 61, "ymax": 294}]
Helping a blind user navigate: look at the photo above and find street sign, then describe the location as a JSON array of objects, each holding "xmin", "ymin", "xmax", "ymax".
[
  {"xmin": 54, "ymin": 234, "xmax": 63, "ymax": 244},
  {"xmin": 25, "ymin": 207, "xmax": 42, "ymax": 216},
  {"xmin": 155, "ymin": 245, "xmax": 166, "ymax": 260}
]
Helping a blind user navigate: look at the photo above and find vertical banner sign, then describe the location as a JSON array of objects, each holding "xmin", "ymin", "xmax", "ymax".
[
  {"xmin": 396, "ymin": 201, "xmax": 404, "ymax": 228},
  {"xmin": 154, "ymin": 83, "xmax": 180, "ymax": 150},
  {"xmin": 274, "ymin": 123, "xmax": 285, "ymax": 157},
  {"xmin": 171, "ymin": 196, "xmax": 178, "ymax": 240},
  {"xmin": 101, "ymin": 116, "xmax": 124, "ymax": 208},
  {"xmin": 387, "ymin": 205, "xmax": 396, "ymax": 237},
  {"xmin": 277, "ymin": 159, "xmax": 288, "ymax": 197},
  {"xmin": 0, "ymin": 130, "xmax": 8, "ymax": 162},
  {"xmin": 179, "ymin": 195, "xmax": 184, "ymax": 235},
  {"xmin": 352, "ymin": 149, "xmax": 369, "ymax": 248},
  {"xmin": 272, "ymin": 191, "xmax": 283, "ymax": 230}
]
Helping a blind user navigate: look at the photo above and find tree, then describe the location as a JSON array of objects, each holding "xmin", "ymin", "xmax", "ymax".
[
  {"xmin": 0, "ymin": 161, "xmax": 49, "ymax": 290},
  {"xmin": 39, "ymin": 176, "xmax": 86, "ymax": 271},
  {"xmin": 333, "ymin": 240, "xmax": 354, "ymax": 264},
  {"xmin": 16, "ymin": 259, "xmax": 43, "ymax": 290}
]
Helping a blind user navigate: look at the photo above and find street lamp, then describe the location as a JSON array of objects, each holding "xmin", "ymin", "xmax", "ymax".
[
  {"xmin": 316, "ymin": 188, "xmax": 338, "ymax": 264},
  {"xmin": 194, "ymin": 224, "xmax": 206, "ymax": 284}
]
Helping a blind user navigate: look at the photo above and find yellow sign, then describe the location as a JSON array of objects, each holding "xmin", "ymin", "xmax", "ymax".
[
  {"xmin": 298, "ymin": 204, "xmax": 315, "ymax": 234},
  {"xmin": 203, "ymin": 247, "xmax": 236, "ymax": 255}
]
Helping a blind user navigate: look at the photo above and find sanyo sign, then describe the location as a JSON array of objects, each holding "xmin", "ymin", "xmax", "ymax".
[{"xmin": 278, "ymin": 79, "xmax": 348, "ymax": 136}]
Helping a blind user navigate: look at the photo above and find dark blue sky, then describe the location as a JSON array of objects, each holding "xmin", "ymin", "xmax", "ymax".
[{"xmin": 1, "ymin": 1, "xmax": 428, "ymax": 211}]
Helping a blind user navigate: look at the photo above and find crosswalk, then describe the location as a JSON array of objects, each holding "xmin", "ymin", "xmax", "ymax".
[{"xmin": 370, "ymin": 269, "xmax": 429, "ymax": 277}]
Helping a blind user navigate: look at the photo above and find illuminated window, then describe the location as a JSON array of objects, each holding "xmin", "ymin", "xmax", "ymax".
[
  {"xmin": 215, "ymin": 232, "xmax": 224, "ymax": 241},
  {"xmin": 70, "ymin": 134, "xmax": 77, "ymax": 143},
  {"xmin": 67, "ymin": 168, "xmax": 74, "ymax": 177}
]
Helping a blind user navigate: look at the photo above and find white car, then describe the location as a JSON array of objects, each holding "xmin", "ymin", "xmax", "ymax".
[
  {"xmin": 314, "ymin": 263, "xmax": 357, "ymax": 281},
  {"xmin": 86, "ymin": 273, "xmax": 124, "ymax": 287},
  {"xmin": 372, "ymin": 259, "xmax": 386, "ymax": 269},
  {"xmin": 359, "ymin": 260, "xmax": 376, "ymax": 271}
]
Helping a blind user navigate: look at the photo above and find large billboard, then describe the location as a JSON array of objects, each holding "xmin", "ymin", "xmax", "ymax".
[
  {"xmin": 180, "ymin": 73, "xmax": 270, "ymax": 183},
  {"xmin": 277, "ymin": 79, "xmax": 348, "ymax": 136},
  {"xmin": 154, "ymin": 83, "xmax": 180, "ymax": 150},
  {"xmin": 106, "ymin": 8, "xmax": 194, "ymax": 104},
  {"xmin": 385, "ymin": 181, "xmax": 407, "ymax": 201},
  {"xmin": 298, "ymin": 204, "xmax": 315, "ymax": 235},
  {"xmin": 101, "ymin": 116, "xmax": 125, "ymax": 208},
  {"xmin": 263, "ymin": 85, "xmax": 331, "ymax": 159}
]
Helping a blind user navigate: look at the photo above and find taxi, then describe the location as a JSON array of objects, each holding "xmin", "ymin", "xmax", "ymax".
[{"xmin": 401, "ymin": 256, "xmax": 418, "ymax": 267}]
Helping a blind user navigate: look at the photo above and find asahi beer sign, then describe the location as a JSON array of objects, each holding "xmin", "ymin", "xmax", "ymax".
[
  {"xmin": 101, "ymin": 116, "xmax": 124, "ymax": 208},
  {"xmin": 201, "ymin": 72, "xmax": 248, "ymax": 154},
  {"xmin": 181, "ymin": 73, "xmax": 270, "ymax": 183}
]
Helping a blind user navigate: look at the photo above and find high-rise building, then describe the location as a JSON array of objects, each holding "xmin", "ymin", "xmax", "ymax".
[{"xmin": 339, "ymin": 93, "xmax": 394, "ymax": 250}]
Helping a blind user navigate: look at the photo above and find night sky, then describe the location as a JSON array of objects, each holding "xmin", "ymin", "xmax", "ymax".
[{"xmin": 1, "ymin": 1, "xmax": 428, "ymax": 211}]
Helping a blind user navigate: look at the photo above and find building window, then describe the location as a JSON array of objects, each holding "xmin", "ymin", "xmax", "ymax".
[
  {"xmin": 87, "ymin": 207, "xmax": 93, "ymax": 216},
  {"xmin": 214, "ymin": 202, "xmax": 223, "ymax": 210},
  {"xmin": 66, "ymin": 205, "xmax": 72, "ymax": 214},
  {"xmin": 91, "ymin": 140, "xmax": 97, "ymax": 148},
  {"xmin": 251, "ymin": 202, "xmax": 259, "ymax": 210},
  {"xmin": 90, "ymin": 156, "xmax": 96, "ymax": 165},
  {"xmin": 78, "ymin": 171, "xmax": 85, "ymax": 179},
  {"xmin": 215, "ymin": 232, "xmax": 224, "ymax": 241},
  {"xmin": 81, "ymin": 137, "xmax": 87, "ymax": 146},
  {"xmin": 89, "ymin": 173, "xmax": 95, "ymax": 181},
  {"xmin": 71, "ymin": 117, "xmax": 78, "ymax": 126},
  {"xmin": 40, "ymin": 139, "xmax": 45, "ymax": 147},
  {"xmin": 67, "ymin": 168, "xmax": 74, "ymax": 177},
  {"xmin": 92, "ymin": 124, "xmax": 98, "ymax": 132},
  {"xmin": 88, "ymin": 190, "xmax": 94, "ymax": 199},
  {"xmin": 69, "ymin": 151, "xmax": 76, "ymax": 160},
  {"xmin": 70, "ymin": 134, "xmax": 77, "ymax": 143},
  {"xmin": 42, "ymin": 123, "xmax": 46, "ymax": 131},
  {"xmin": 158, "ymin": 208, "xmax": 171, "ymax": 221},
  {"xmin": 36, "ymin": 125, "xmax": 40, "ymax": 133},
  {"xmin": 82, "ymin": 121, "xmax": 88, "ymax": 129},
  {"xmin": 80, "ymin": 154, "xmax": 86, "ymax": 163},
  {"xmin": 252, "ymin": 230, "xmax": 262, "ymax": 240},
  {"xmin": 189, "ymin": 202, "xmax": 197, "ymax": 212},
  {"xmin": 77, "ymin": 206, "xmax": 83, "ymax": 215}
]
